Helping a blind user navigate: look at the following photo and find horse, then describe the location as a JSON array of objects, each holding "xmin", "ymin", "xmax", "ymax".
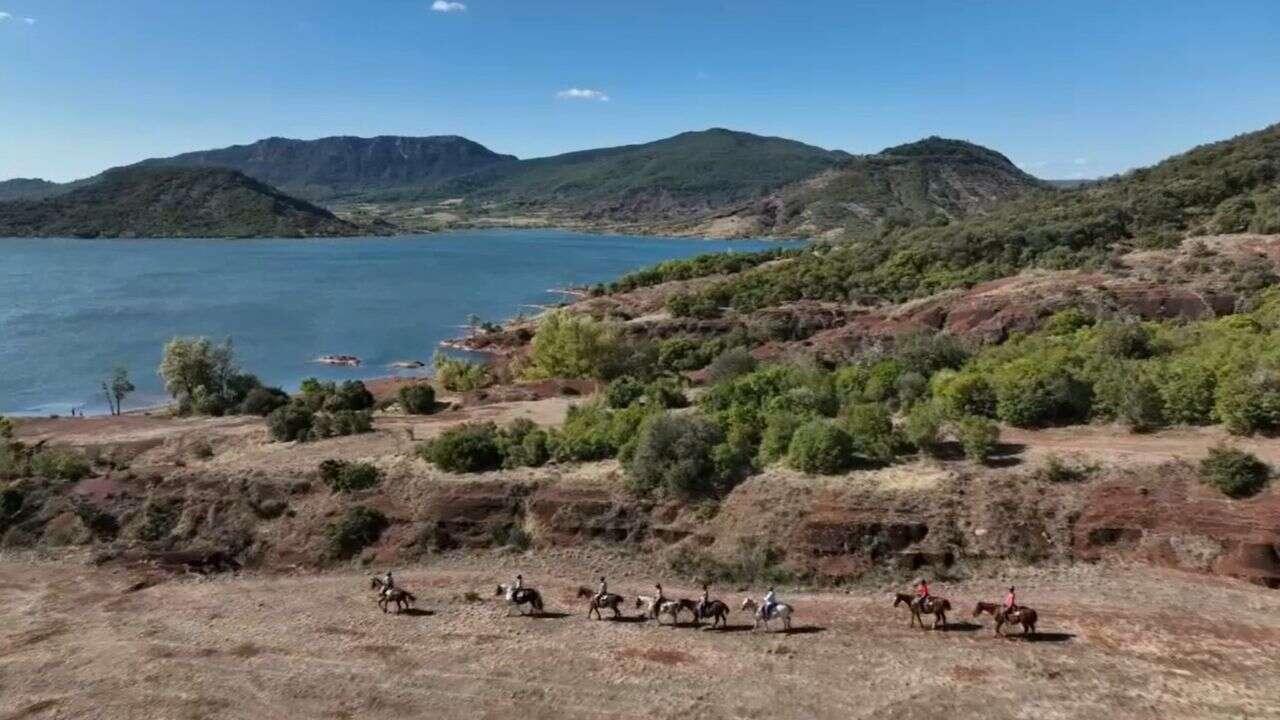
[
  {"xmin": 635, "ymin": 595, "xmax": 690, "ymax": 625},
  {"xmin": 369, "ymin": 577, "xmax": 416, "ymax": 614},
  {"xmin": 577, "ymin": 586, "xmax": 626, "ymax": 620},
  {"xmin": 973, "ymin": 601, "xmax": 1038, "ymax": 637},
  {"xmin": 893, "ymin": 593, "xmax": 951, "ymax": 630},
  {"xmin": 495, "ymin": 583, "xmax": 544, "ymax": 616},
  {"xmin": 693, "ymin": 598, "xmax": 731, "ymax": 628},
  {"xmin": 741, "ymin": 598, "xmax": 793, "ymax": 631}
]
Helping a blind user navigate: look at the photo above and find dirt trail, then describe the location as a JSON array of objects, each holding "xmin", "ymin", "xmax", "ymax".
[{"xmin": 1, "ymin": 556, "xmax": 1277, "ymax": 720}]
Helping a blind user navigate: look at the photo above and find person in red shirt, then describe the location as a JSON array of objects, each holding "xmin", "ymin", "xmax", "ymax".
[
  {"xmin": 914, "ymin": 578, "xmax": 931, "ymax": 611},
  {"xmin": 1003, "ymin": 586, "xmax": 1018, "ymax": 616}
]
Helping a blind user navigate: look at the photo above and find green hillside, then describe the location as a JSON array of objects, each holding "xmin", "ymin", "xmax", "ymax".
[
  {"xmin": 666, "ymin": 123, "xmax": 1280, "ymax": 313},
  {"xmin": 435, "ymin": 128, "xmax": 849, "ymax": 212},
  {"xmin": 0, "ymin": 166, "xmax": 369, "ymax": 238}
]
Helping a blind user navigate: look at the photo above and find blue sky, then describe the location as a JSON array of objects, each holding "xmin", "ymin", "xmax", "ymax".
[{"xmin": 1, "ymin": 1, "xmax": 1277, "ymax": 182}]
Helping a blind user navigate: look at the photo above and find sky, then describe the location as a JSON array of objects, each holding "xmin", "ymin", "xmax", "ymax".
[{"xmin": 1, "ymin": 0, "xmax": 1278, "ymax": 183}]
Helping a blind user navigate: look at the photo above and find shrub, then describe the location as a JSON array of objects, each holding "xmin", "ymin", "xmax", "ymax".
[
  {"xmin": 956, "ymin": 416, "xmax": 1000, "ymax": 463},
  {"xmin": 861, "ymin": 359, "xmax": 904, "ymax": 403},
  {"xmin": 325, "ymin": 506, "xmax": 389, "ymax": 559},
  {"xmin": 0, "ymin": 416, "xmax": 12, "ymax": 440},
  {"xmin": 497, "ymin": 419, "xmax": 551, "ymax": 469},
  {"xmin": 992, "ymin": 363, "xmax": 1091, "ymax": 427},
  {"xmin": 605, "ymin": 377, "xmax": 645, "ymax": 409},
  {"xmin": 626, "ymin": 413, "xmax": 731, "ymax": 498},
  {"xmin": 657, "ymin": 336, "xmax": 713, "ymax": 373},
  {"xmin": 643, "ymin": 377, "xmax": 688, "ymax": 409},
  {"xmin": 844, "ymin": 402, "xmax": 898, "ymax": 461},
  {"xmin": 318, "ymin": 460, "xmax": 383, "ymax": 493},
  {"xmin": 1199, "ymin": 445, "xmax": 1270, "ymax": 498},
  {"xmin": 398, "ymin": 384, "xmax": 437, "ymax": 415},
  {"xmin": 1036, "ymin": 454, "xmax": 1093, "ymax": 483},
  {"xmin": 1094, "ymin": 321, "xmax": 1152, "ymax": 359},
  {"xmin": 1216, "ymin": 369, "xmax": 1280, "ymax": 436},
  {"xmin": 240, "ymin": 387, "xmax": 289, "ymax": 416},
  {"xmin": 433, "ymin": 353, "xmax": 493, "ymax": 391},
  {"xmin": 1156, "ymin": 360, "xmax": 1217, "ymax": 424},
  {"xmin": 28, "ymin": 448, "xmax": 91, "ymax": 481},
  {"xmin": 706, "ymin": 347, "xmax": 757, "ymax": 384},
  {"xmin": 1042, "ymin": 308, "xmax": 1095, "ymax": 335},
  {"xmin": 419, "ymin": 423, "xmax": 503, "ymax": 473},
  {"xmin": 522, "ymin": 312, "xmax": 620, "ymax": 380},
  {"xmin": 786, "ymin": 420, "xmax": 855, "ymax": 474},
  {"xmin": 892, "ymin": 331, "xmax": 969, "ymax": 376},
  {"xmin": 758, "ymin": 411, "xmax": 804, "ymax": 465},
  {"xmin": 901, "ymin": 401, "xmax": 945, "ymax": 457},
  {"xmin": 933, "ymin": 371, "xmax": 997, "ymax": 418},
  {"xmin": 324, "ymin": 381, "xmax": 375, "ymax": 412}
]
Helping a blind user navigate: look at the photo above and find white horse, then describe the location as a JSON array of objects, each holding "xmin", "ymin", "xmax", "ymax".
[
  {"xmin": 635, "ymin": 595, "xmax": 691, "ymax": 625},
  {"xmin": 742, "ymin": 598, "xmax": 793, "ymax": 631}
]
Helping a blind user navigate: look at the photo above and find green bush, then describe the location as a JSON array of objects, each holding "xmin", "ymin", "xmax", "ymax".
[
  {"xmin": 706, "ymin": 347, "xmax": 757, "ymax": 384},
  {"xmin": 758, "ymin": 411, "xmax": 804, "ymax": 465},
  {"xmin": 1199, "ymin": 445, "xmax": 1270, "ymax": 498},
  {"xmin": 318, "ymin": 460, "xmax": 383, "ymax": 493},
  {"xmin": 497, "ymin": 419, "xmax": 551, "ymax": 469},
  {"xmin": 956, "ymin": 415, "xmax": 1000, "ymax": 463},
  {"xmin": 325, "ymin": 381, "xmax": 375, "ymax": 412},
  {"xmin": 28, "ymin": 448, "xmax": 91, "ymax": 481},
  {"xmin": 1155, "ymin": 360, "xmax": 1217, "ymax": 424},
  {"xmin": 643, "ymin": 377, "xmax": 688, "ymax": 409},
  {"xmin": 522, "ymin": 312, "xmax": 620, "ymax": 380},
  {"xmin": 786, "ymin": 420, "xmax": 855, "ymax": 474},
  {"xmin": 325, "ymin": 506, "xmax": 389, "ymax": 559},
  {"xmin": 861, "ymin": 359, "xmax": 904, "ymax": 403},
  {"xmin": 901, "ymin": 401, "xmax": 945, "ymax": 457},
  {"xmin": 419, "ymin": 423, "xmax": 503, "ymax": 473},
  {"xmin": 1094, "ymin": 321, "xmax": 1153, "ymax": 359},
  {"xmin": 605, "ymin": 376, "xmax": 645, "ymax": 409},
  {"xmin": 657, "ymin": 336, "xmax": 714, "ymax": 373},
  {"xmin": 1216, "ymin": 369, "xmax": 1280, "ymax": 436},
  {"xmin": 992, "ymin": 362, "xmax": 1091, "ymax": 428},
  {"xmin": 0, "ymin": 416, "xmax": 13, "ymax": 440},
  {"xmin": 433, "ymin": 353, "xmax": 494, "ymax": 391},
  {"xmin": 892, "ymin": 331, "xmax": 969, "ymax": 376},
  {"xmin": 625, "ymin": 413, "xmax": 732, "ymax": 498},
  {"xmin": 933, "ymin": 371, "xmax": 997, "ymax": 418},
  {"xmin": 240, "ymin": 387, "xmax": 289, "ymax": 416},
  {"xmin": 398, "ymin": 384, "xmax": 437, "ymax": 415},
  {"xmin": 844, "ymin": 402, "xmax": 898, "ymax": 461},
  {"xmin": 267, "ymin": 403, "xmax": 315, "ymax": 442}
]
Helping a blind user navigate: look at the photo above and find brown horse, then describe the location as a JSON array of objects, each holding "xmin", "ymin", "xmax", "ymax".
[
  {"xmin": 577, "ymin": 586, "xmax": 626, "ymax": 620},
  {"xmin": 893, "ymin": 593, "xmax": 950, "ymax": 630},
  {"xmin": 693, "ymin": 598, "xmax": 731, "ymax": 628},
  {"xmin": 635, "ymin": 595, "xmax": 693, "ymax": 625},
  {"xmin": 973, "ymin": 601, "xmax": 1038, "ymax": 637},
  {"xmin": 369, "ymin": 578, "xmax": 417, "ymax": 614}
]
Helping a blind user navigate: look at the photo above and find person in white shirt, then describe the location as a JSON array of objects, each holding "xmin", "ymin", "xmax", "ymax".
[
  {"xmin": 381, "ymin": 570, "xmax": 395, "ymax": 599},
  {"xmin": 762, "ymin": 587, "xmax": 778, "ymax": 619}
]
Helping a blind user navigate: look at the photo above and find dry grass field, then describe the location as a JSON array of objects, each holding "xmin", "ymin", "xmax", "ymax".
[{"xmin": 2, "ymin": 555, "xmax": 1277, "ymax": 720}]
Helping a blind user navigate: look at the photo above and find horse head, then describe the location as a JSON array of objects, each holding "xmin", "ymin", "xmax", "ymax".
[
  {"xmin": 893, "ymin": 593, "xmax": 911, "ymax": 607},
  {"xmin": 741, "ymin": 598, "xmax": 757, "ymax": 613}
]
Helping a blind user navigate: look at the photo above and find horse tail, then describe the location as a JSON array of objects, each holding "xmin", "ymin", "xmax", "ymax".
[
  {"xmin": 406, "ymin": 592, "xmax": 416, "ymax": 602},
  {"xmin": 531, "ymin": 591, "xmax": 544, "ymax": 612}
]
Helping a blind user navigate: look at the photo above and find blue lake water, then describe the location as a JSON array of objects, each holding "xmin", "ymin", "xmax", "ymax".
[{"xmin": 0, "ymin": 230, "xmax": 795, "ymax": 415}]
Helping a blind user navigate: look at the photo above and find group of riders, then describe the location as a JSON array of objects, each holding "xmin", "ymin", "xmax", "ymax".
[{"xmin": 377, "ymin": 570, "xmax": 1022, "ymax": 623}]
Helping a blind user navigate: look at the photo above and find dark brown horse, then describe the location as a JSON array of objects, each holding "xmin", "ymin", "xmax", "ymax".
[
  {"xmin": 577, "ymin": 586, "xmax": 626, "ymax": 620},
  {"xmin": 370, "ymin": 578, "xmax": 416, "ymax": 614},
  {"xmin": 973, "ymin": 601, "xmax": 1038, "ymax": 637},
  {"xmin": 693, "ymin": 598, "xmax": 731, "ymax": 628},
  {"xmin": 893, "ymin": 593, "xmax": 950, "ymax": 630}
]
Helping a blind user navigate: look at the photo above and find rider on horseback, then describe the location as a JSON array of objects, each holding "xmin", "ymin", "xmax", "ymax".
[
  {"xmin": 595, "ymin": 576, "xmax": 608, "ymax": 604},
  {"xmin": 762, "ymin": 586, "xmax": 778, "ymax": 619},
  {"xmin": 381, "ymin": 570, "xmax": 395, "ymax": 599},
  {"xmin": 699, "ymin": 583, "xmax": 710, "ymax": 618},
  {"xmin": 914, "ymin": 578, "xmax": 931, "ymax": 612},
  {"xmin": 1003, "ymin": 586, "xmax": 1018, "ymax": 617},
  {"xmin": 508, "ymin": 573, "xmax": 523, "ymax": 601}
]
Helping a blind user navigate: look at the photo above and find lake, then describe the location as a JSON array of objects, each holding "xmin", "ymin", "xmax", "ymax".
[{"xmin": 0, "ymin": 230, "xmax": 795, "ymax": 415}]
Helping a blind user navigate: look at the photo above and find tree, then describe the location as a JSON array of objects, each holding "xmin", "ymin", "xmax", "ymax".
[
  {"xmin": 521, "ymin": 312, "xmax": 620, "ymax": 380},
  {"xmin": 157, "ymin": 336, "xmax": 237, "ymax": 406},
  {"xmin": 101, "ymin": 366, "xmax": 135, "ymax": 416}
]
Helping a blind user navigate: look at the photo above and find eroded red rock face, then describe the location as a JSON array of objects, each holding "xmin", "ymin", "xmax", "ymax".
[{"xmin": 1074, "ymin": 466, "xmax": 1280, "ymax": 588}]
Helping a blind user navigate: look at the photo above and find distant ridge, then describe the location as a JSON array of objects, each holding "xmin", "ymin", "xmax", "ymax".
[
  {"xmin": 0, "ymin": 166, "xmax": 370, "ymax": 238},
  {"xmin": 136, "ymin": 135, "xmax": 519, "ymax": 202}
]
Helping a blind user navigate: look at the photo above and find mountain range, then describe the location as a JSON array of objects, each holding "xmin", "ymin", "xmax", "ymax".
[{"xmin": 0, "ymin": 128, "xmax": 1050, "ymax": 238}]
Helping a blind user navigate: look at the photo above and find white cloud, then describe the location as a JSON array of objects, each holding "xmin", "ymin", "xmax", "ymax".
[
  {"xmin": 431, "ymin": 1, "xmax": 467, "ymax": 12},
  {"xmin": 1073, "ymin": 157, "xmax": 1089, "ymax": 166},
  {"xmin": 23, "ymin": 17, "xmax": 35, "ymax": 25},
  {"xmin": 556, "ymin": 87, "xmax": 610, "ymax": 102},
  {"xmin": 0, "ymin": 12, "xmax": 11, "ymax": 21}
]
